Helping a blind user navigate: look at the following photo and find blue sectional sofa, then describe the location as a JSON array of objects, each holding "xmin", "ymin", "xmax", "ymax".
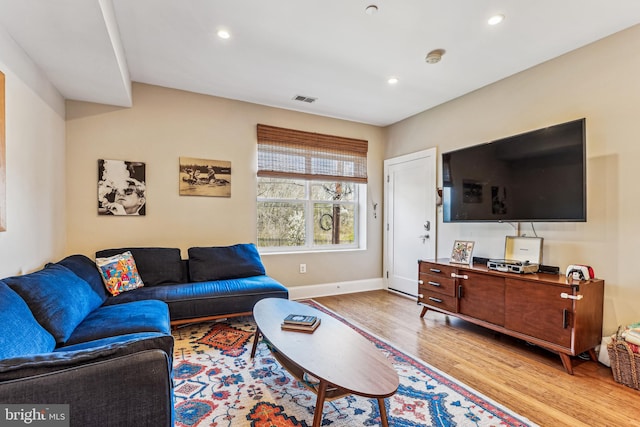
[
  {"xmin": 0, "ymin": 244, "xmax": 288, "ymax": 427},
  {"xmin": 94, "ymin": 245, "xmax": 289, "ymax": 324}
]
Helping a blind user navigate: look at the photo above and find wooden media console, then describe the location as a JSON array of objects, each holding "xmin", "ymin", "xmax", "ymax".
[{"xmin": 418, "ymin": 259, "xmax": 604, "ymax": 375}]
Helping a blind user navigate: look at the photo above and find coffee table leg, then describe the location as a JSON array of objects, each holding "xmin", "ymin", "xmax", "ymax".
[
  {"xmin": 378, "ymin": 397, "xmax": 390, "ymax": 427},
  {"xmin": 312, "ymin": 380, "xmax": 328, "ymax": 427},
  {"xmin": 250, "ymin": 328, "xmax": 261, "ymax": 358}
]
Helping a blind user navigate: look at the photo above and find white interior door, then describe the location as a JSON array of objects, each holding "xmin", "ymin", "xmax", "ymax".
[{"xmin": 384, "ymin": 149, "xmax": 437, "ymax": 297}]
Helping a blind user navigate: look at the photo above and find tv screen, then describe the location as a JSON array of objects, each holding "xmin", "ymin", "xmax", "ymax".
[{"xmin": 442, "ymin": 118, "xmax": 586, "ymax": 222}]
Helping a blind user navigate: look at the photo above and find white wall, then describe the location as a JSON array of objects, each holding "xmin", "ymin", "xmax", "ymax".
[
  {"xmin": 386, "ymin": 24, "xmax": 640, "ymax": 334},
  {"xmin": 65, "ymin": 83, "xmax": 385, "ymax": 289},
  {"xmin": 0, "ymin": 26, "xmax": 66, "ymax": 278}
]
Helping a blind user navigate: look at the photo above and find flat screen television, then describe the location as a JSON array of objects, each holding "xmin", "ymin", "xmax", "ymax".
[{"xmin": 442, "ymin": 118, "xmax": 586, "ymax": 222}]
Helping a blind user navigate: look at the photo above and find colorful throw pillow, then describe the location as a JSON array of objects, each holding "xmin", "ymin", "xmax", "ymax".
[{"xmin": 95, "ymin": 251, "xmax": 144, "ymax": 296}]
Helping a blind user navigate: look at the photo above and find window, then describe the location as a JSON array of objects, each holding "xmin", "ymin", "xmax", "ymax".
[{"xmin": 256, "ymin": 124, "xmax": 368, "ymax": 252}]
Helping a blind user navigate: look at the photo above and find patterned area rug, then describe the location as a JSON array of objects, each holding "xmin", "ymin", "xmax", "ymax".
[{"xmin": 172, "ymin": 300, "xmax": 537, "ymax": 427}]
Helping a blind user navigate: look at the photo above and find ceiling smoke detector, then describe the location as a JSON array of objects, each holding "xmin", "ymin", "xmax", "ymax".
[{"xmin": 425, "ymin": 49, "xmax": 446, "ymax": 64}]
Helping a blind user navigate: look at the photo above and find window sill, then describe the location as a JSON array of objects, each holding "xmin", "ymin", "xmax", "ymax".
[{"xmin": 259, "ymin": 247, "xmax": 366, "ymax": 256}]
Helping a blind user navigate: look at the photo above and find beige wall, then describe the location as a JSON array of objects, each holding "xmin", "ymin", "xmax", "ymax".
[
  {"xmin": 386, "ymin": 24, "xmax": 640, "ymax": 333},
  {"xmin": 0, "ymin": 27, "xmax": 66, "ymax": 278},
  {"xmin": 65, "ymin": 83, "xmax": 385, "ymax": 288}
]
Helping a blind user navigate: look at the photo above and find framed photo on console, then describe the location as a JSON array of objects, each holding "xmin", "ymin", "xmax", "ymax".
[{"xmin": 451, "ymin": 240, "xmax": 474, "ymax": 264}]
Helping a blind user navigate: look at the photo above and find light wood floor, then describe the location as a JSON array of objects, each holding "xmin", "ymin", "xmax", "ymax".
[{"xmin": 313, "ymin": 290, "xmax": 640, "ymax": 427}]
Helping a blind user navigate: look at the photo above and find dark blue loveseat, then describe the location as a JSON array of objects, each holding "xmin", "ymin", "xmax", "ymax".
[{"xmin": 0, "ymin": 243, "xmax": 288, "ymax": 426}]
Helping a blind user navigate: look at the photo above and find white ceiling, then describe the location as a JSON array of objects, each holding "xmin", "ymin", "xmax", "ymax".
[{"xmin": 1, "ymin": 0, "xmax": 640, "ymax": 126}]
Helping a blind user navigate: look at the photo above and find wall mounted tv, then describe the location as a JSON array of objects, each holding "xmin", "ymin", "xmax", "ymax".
[{"xmin": 442, "ymin": 118, "xmax": 586, "ymax": 222}]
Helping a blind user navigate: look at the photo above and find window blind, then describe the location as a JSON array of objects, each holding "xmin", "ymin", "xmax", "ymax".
[{"xmin": 257, "ymin": 124, "xmax": 368, "ymax": 183}]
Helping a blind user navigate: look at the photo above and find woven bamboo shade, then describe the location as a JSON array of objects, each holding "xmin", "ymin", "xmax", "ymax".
[{"xmin": 257, "ymin": 124, "xmax": 368, "ymax": 183}]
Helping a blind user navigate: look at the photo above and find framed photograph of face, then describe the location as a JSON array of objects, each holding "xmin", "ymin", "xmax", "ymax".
[
  {"xmin": 98, "ymin": 159, "xmax": 146, "ymax": 216},
  {"xmin": 451, "ymin": 240, "xmax": 474, "ymax": 264}
]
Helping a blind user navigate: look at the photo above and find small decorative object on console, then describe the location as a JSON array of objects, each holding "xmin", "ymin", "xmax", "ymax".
[
  {"xmin": 450, "ymin": 240, "xmax": 474, "ymax": 264},
  {"xmin": 566, "ymin": 264, "xmax": 594, "ymax": 281}
]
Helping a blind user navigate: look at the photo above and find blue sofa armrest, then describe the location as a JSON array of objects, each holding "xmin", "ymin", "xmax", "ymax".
[{"xmin": 0, "ymin": 349, "xmax": 173, "ymax": 427}]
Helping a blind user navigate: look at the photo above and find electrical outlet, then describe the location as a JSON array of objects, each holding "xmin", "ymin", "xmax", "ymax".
[{"xmin": 299, "ymin": 264, "xmax": 307, "ymax": 274}]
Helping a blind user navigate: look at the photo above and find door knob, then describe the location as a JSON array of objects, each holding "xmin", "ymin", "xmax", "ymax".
[{"xmin": 418, "ymin": 234, "xmax": 430, "ymax": 243}]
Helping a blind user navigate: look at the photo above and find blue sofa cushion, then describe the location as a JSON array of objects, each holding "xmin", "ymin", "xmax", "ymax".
[
  {"xmin": 96, "ymin": 247, "xmax": 184, "ymax": 286},
  {"xmin": 188, "ymin": 243, "xmax": 266, "ymax": 282},
  {"xmin": 53, "ymin": 254, "xmax": 109, "ymax": 303},
  {"xmin": 102, "ymin": 275, "xmax": 289, "ymax": 321},
  {"xmin": 0, "ymin": 280, "xmax": 56, "ymax": 359},
  {"xmin": 65, "ymin": 300, "xmax": 170, "ymax": 346},
  {"xmin": 4, "ymin": 264, "xmax": 104, "ymax": 345}
]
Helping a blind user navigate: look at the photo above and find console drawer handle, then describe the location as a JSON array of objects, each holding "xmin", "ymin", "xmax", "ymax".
[
  {"xmin": 451, "ymin": 273, "xmax": 469, "ymax": 279},
  {"xmin": 428, "ymin": 281, "xmax": 441, "ymax": 287},
  {"xmin": 428, "ymin": 297, "xmax": 443, "ymax": 304},
  {"xmin": 430, "ymin": 268, "xmax": 441, "ymax": 273},
  {"xmin": 418, "ymin": 294, "xmax": 424, "ymax": 299},
  {"xmin": 418, "ymin": 279, "xmax": 424, "ymax": 285}
]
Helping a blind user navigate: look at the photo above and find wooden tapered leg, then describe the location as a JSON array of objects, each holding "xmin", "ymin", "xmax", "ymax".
[
  {"xmin": 559, "ymin": 353, "xmax": 574, "ymax": 375},
  {"xmin": 312, "ymin": 380, "xmax": 328, "ymax": 427},
  {"xmin": 378, "ymin": 397, "xmax": 390, "ymax": 427},
  {"xmin": 250, "ymin": 328, "xmax": 261, "ymax": 358},
  {"xmin": 420, "ymin": 306, "xmax": 428, "ymax": 318}
]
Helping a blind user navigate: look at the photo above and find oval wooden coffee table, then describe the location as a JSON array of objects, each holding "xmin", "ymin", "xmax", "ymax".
[{"xmin": 251, "ymin": 298, "xmax": 399, "ymax": 427}]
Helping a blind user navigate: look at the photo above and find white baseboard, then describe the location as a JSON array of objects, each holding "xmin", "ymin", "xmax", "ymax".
[{"xmin": 288, "ymin": 277, "xmax": 384, "ymax": 300}]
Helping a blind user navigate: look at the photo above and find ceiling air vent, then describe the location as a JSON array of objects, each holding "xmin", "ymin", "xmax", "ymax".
[{"xmin": 292, "ymin": 95, "xmax": 317, "ymax": 103}]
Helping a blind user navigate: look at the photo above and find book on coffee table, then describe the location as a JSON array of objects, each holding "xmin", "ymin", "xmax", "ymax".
[
  {"xmin": 283, "ymin": 314, "xmax": 318, "ymax": 326},
  {"xmin": 281, "ymin": 317, "xmax": 321, "ymax": 333}
]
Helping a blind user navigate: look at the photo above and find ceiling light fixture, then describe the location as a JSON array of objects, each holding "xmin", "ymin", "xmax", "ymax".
[
  {"xmin": 387, "ymin": 77, "xmax": 399, "ymax": 85},
  {"xmin": 217, "ymin": 30, "xmax": 231, "ymax": 39},
  {"xmin": 425, "ymin": 49, "xmax": 445, "ymax": 64},
  {"xmin": 365, "ymin": 5, "xmax": 379, "ymax": 15},
  {"xmin": 488, "ymin": 14, "xmax": 505, "ymax": 26}
]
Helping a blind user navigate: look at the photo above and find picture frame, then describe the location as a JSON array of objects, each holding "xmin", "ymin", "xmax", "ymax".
[
  {"xmin": 451, "ymin": 240, "xmax": 474, "ymax": 264},
  {"xmin": 98, "ymin": 159, "xmax": 147, "ymax": 216},
  {"xmin": 179, "ymin": 157, "xmax": 231, "ymax": 197}
]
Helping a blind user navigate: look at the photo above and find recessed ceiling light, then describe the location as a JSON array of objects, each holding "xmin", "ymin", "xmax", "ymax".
[
  {"xmin": 388, "ymin": 77, "xmax": 399, "ymax": 85},
  {"xmin": 365, "ymin": 5, "xmax": 379, "ymax": 15},
  {"xmin": 488, "ymin": 14, "xmax": 505, "ymax": 26},
  {"xmin": 217, "ymin": 30, "xmax": 231, "ymax": 39}
]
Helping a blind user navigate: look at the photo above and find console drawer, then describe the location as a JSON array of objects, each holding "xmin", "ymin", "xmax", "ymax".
[
  {"xmin": 418, "ymin": 273, "xmax": 456, "ymax": 297},
  {"xmin": 418, "ymin": 289, "xmax": 458, "ymax": 313},
  {"xmin": 419, "ymin": 262, "xmax": 456, "ymax": 278}
]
